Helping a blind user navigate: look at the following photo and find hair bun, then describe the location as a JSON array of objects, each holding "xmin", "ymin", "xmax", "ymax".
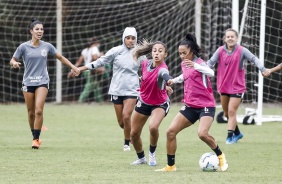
[
  {"xmin": 31, "ymin": 18, "xmax": 38, "ymax": 23},
  {"xmin": 185, "ymin": 33, "xmax": 196, "ymax": 42}
]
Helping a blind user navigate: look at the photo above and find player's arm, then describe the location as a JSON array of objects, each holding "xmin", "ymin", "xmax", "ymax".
[
  {"xmin": 56, "ymin": 53, "xmax": 80, "ymax": 76},
  {"xmin": 207, "ymin": 48, "xmax": 220, "ymax": 68},
  {"xmin": 167, "ymin": 74, "xmax": 183, "ymax": 85},
  {"xmin": 10, "ymin": 57, "xmax": 21, "ymax": 68},
  {"xmin": 157, "ymin": 68, "xmax": 173, "ymax": 90},
  {"xmin": 242, "ymin": 48, "xmax": 270, "ymax": 76},
  {"xmin": 84, "ymin": 47, "xmax": 117, "ymax": 71},
  {"xmin": 194, "ymin": 62, "xmax": 214, "ymax": 77},
  {"xmin": 10, "ymin": 45, "xmax": 23, "ymax": 68},
  {"xmin": 270, "ymin": 63, "xmax": 282, "ymax": 73},
  {"xmin": 74, "ymin": 55, "xmax": 84, "ymax": 67}
]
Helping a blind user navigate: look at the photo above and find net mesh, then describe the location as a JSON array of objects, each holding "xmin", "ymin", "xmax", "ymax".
[
  {"xmin": 0, "ymin": 0, "xmax": 281, "ymax": 108},
  {"xmin": 241, "ymin": 0, "xmax": 282, "ymax": 105}
]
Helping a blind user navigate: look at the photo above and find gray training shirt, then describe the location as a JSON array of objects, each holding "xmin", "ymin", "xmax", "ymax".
[{"xmin": 13, "ymin": 40, "xmax": 57, "ymax": 86}]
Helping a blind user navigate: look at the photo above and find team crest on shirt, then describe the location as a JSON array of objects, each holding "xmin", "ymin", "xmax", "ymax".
[{"xmin": 41, "ymin": 49, "xmax": 47, "ymax": 57}]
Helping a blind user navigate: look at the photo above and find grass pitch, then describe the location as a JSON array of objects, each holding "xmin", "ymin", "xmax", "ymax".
[{"xmin": 0, "ymin": 103, "xmax": 281, "ymax": 184}]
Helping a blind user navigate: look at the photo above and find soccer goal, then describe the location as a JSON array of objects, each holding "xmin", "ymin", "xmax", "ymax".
[
  {"xmin": 0, "ymin": 0, "xmax": 281, "ymax": 125},
  {"xmin": 236, "ymin": 0, "xmax": 282, "ymax": 125}
]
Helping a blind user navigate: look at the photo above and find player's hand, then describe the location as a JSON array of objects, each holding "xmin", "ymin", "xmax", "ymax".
[
  {"xmin": 184, "ymin": 59, "xmax": 194, "ymax": 68},
  {"xmin": 167, "ymin": 79, "xmax": 174, "ymax": 86},
  {"xmin": 11, "ymin": 61, "xmax": 21, "ymax": 69},
  {"xmin": 262, "ymin": 69, "xmax": 271, "ymax": 77},
  {"xmin": 67, "ymin": 71, "xmax": 75, "ymax": 78},
  {"xmin": 166, "ymin": 86, "xmax": 173, "ymax": 95},
  {"xmin": 71, "ymin": 67, "xmax": 80, "ymax": 77}
]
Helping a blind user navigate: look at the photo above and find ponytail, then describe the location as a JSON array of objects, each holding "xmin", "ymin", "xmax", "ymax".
[{"xmin": 179, "ymin": 33, "xmax": 201, "ymax": 57}]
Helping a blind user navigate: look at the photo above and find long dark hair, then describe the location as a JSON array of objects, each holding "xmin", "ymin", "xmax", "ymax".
[{"xmin": 179, "ymin": 33, "xmax": 201, "ymax": 57}]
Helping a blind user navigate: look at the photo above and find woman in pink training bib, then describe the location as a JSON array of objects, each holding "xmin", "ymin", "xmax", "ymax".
[
  {"xmin": 156, "ymin": 34, "xmax": 228, "ymax": 172},
  {"xmin": 130, "ymin": 40, "xmax": 172, "ymax": 166},
  {"xmin": 207, "ymin": 28, "xmax": 270, "ymax": 144}
]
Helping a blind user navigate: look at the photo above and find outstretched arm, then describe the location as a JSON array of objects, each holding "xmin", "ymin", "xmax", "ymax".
[
  {"xmin": 56, "ymin": 53, "xmax": 80, "ymax": 76},
  {"xmin": 270, "ymin": 63, "xmax": 282, "ymax": 73}
]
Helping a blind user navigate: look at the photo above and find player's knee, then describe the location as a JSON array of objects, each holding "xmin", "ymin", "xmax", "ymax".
[
  {"xmin": 149, "ymin": 125, "xmax": 159, "ymax": 135},
  {"xmin": 35, "ymin": 109, "xmax": 43, "ymax": 117},
  {"xmin": 122, "ymin": 114, "xmax": 130, "ymax": 123},
  {"xmin": 228, "ymin": 109, "xmax": 236, "ymax": 117},
  {"xmin": 28, "ymin": 111, "xmax": 35, "ymax": 119},
  {"xmin": 166, "ymin": 129, "xmax": 176, "ymax": 141},
  {"xmin": 130, "ymin": 130, "xmax": 139, "ymax": 141},
  {"xmin": 198, "ymin": 131, "xmax": 208, "ymax": 141}
]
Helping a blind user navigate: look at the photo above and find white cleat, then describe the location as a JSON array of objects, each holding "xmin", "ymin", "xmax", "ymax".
[
  {"xmin": 148, "ymin": 152, "xmax": 156, "ymax": 166},
  {"xmin": 123, "ymin": 145, "xmax": 131, "ymax": 151},
  {"xmin": 130, "ymin": 157, "xmax": 147, "ymax": 165}
]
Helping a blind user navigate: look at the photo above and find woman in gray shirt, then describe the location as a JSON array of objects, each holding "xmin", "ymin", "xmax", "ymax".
[
  {"xmin": 10, "ymin": 18, "xmax": 79, "ymax": 149},
  {"xmin": 76, "ymin": 27, "xmax": 140, "ymax": 151}
]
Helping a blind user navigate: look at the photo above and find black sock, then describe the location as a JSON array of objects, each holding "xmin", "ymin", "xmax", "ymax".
[
  {"xmin": 234, "ymin": 125, "xmax": 240, "ymax": 135},
  {"xmin": 31, "ymin": 129, "xmax": 34, "ymax": 137},
  {"xmin": 33, "ymin": 129, "xmax": 41, "ymax": 140},
  {"xmin": 124, "ymin": 139, "xmax": 130, "ymax": 146},
  {"xmin": 137, "ymin": 151, "xmax": 145, "ymax": 159},
  {"xmin": 212, "ymin": 145, "xmax": 223, "ymax": 156},
  {"xmin": 149, "ymin": 145, "xmax": 156, "ymax": 153},
  {"xmin": 227, "ymin": 130, "xmax": 234, "ymax": 138},
  {"xmin": 167, "ymin": 154, "xmax": 175, "ymax": 166}
]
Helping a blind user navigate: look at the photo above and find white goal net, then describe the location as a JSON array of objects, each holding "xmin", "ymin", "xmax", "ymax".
[{"xmin": 0, "ymin": 0, "xmax": 281, "ymax": 123}]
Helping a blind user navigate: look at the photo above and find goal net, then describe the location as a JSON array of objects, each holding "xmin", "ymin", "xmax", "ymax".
[
  {"xmin": 237, "ymin": 0, "xmax": 282, "ymax": 123},
  {"xmin": 0, "ymin": 0, "xmax": 281, "ymax": 123},
  {"xmin": 0, "ymin": 0, "xmax": 230, "ymax": 103}
]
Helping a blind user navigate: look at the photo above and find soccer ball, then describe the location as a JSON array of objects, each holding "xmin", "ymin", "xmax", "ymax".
[{"xmin": 199, "ymin": 152, "xmax": 219, "ymax": 172}]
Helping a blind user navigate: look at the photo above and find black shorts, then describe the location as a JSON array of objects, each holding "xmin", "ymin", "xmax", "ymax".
[
  {"xmin": 21, "ymin": 84, "xmax": 49, "ymax": 93},
  {"xmin": 179, "ymin": 106, "xmax": 215, "ymax": 124},
  {"xmin": 221, "ymin": 93, "xmax": 244, "ymax": 99},
  {"xmin": 134, "ymin": 100, "xmax": 170, "ymax": 116},
  {"xmin": 110, "ymin": 95, "xmax": 138, "ymax": 105}
]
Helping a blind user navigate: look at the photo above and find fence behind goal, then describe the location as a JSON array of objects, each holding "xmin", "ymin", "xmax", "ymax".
[{"xmin": 0, "ymin": 0, "xmax": 281, "ymax": 121}]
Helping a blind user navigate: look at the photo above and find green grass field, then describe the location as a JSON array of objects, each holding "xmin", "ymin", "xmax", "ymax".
[{"xmin": 1, "ymin": 103, "xmax": 282, "ymax": 184}]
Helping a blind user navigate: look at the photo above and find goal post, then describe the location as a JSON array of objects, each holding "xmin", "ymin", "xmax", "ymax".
[
  {"xmin": 257, "ymin": 0, "xmax": 266, "ymax": 125},
  {"xmin": 56, "ymin": 0, "xmax": 62, "ymax": 103},
  {"xmin": 236, "ymin": 0, "xmax": 282, "ymax": 125}
]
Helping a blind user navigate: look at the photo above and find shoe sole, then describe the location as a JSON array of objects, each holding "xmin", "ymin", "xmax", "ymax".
[{"xmin": 148, "ymin": 162, "xmax": 157, "ymax": 166}]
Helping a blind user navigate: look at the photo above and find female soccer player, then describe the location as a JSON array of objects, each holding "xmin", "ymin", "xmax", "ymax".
[
  {"xmin": 156, "ymin": 34, "xmax": 228, "ymax": 172},
  {"xmin": 9, "ymin": 18, "xmax": 80, "ymax": 149},
  {"xmin": 207, "ymin": 28, "xmax": 270, "ymax": 144},
  {"xmin": 75, "ymin": 27, "xmax": 140, "ymax": 151},
  {"xmin": 130, "ymin": 40, "xmax": 172, "ymax": 166}
]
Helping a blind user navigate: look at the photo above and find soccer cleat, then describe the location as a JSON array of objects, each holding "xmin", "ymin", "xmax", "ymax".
[
  {"xmin": 225, "ymin": 137, "xmax": 234, "ymax": 144},
  {"xmin": 232, "ymin": 133, "xmax": 243, "ymax": 143},
  {"xmin": 218, "ymin": 153, "xmax": 228, "ymax": 171},
  {"xmin": 148, "ymin": 152, "xmax": 157, "ymax": 166},
  {"xmin": 123, "ymin": 145, "xmax": 131, "ymax": 151},
  {"xmin": 155, "ymin": 165, "xmax": 176, "ymax": 172},
  {"xmin": 32, "ymin": 139, "xmax": 41, "ymax": 149},
  {"xmin": 130, "ymin": 157, "xmax": 147, "ymax": 165}
]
